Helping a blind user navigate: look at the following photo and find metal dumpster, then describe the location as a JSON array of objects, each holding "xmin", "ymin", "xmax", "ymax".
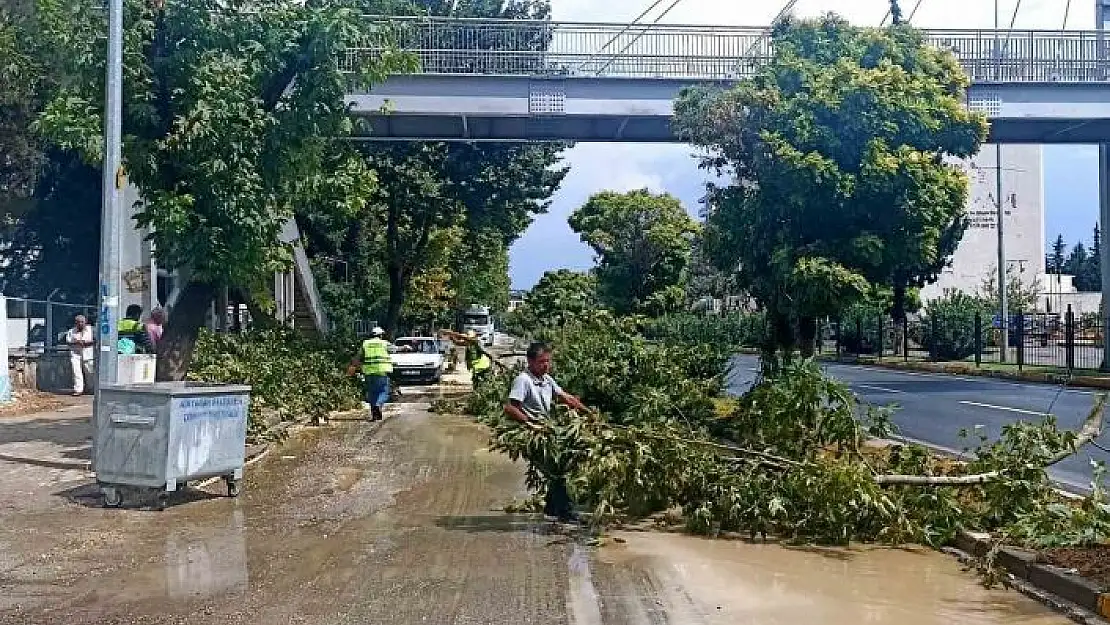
[{"xmin": 94, "ymin": 381, "xmax": 251, "ymax": 508}]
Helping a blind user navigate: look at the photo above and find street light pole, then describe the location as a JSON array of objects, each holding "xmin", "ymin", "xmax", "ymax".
[{"xmin": 95, "ymin": 0, "xmax": 123, "ymax": 418}]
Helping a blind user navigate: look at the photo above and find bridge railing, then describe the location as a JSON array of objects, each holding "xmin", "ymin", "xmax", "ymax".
[{"xmin": 345, "ymin": 17, "xmax": 1110, "ymax": 83}]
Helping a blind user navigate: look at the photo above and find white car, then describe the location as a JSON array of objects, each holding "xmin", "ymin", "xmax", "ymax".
[{"xmin": 389, "ymin": 337, "xmax": 446, "ymax": 384}]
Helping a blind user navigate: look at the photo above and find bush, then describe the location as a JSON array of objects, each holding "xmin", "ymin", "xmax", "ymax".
[
  {"xmin": 464, "ymin": 313, "xmax": 1110, "ymax": 554},
  {"xmin": 911, "ymin": 291, "xmax": 993, "ymax": 360},
  {"xmin": 644, "ymin": 312, "xmax": 766, "ymax": 349},
  {"xmin": 836, "ymin": 303, "xmax": 894, "ymax": 355},
  {"xmin": 538, "ymin": 315, "xmax": 731, "ymax": 426},
  {"xmin": 188, "ymin": 327, "xmax": 361, "ymax": 440}
]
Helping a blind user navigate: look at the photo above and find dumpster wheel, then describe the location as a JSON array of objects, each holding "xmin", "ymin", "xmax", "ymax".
[
  {"xmin": 102, "ymin": 487, "xmax": 122, "ymax": 508},
  {"xmin": 225, "ymin": 477, "xmax": 242, "ymax": 498}
]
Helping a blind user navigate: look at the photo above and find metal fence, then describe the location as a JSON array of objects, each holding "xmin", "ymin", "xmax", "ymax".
[
  {"xmin": 5, "ymin": 297, "xmax": 97, "ymax": 353},
  {"xmin": 823, "ymin": 307, "xmax": 1105, "ymax": 372},
  {"xmin": 345, "ymin": 17, "xmax": 1110, "ymax": 83}
]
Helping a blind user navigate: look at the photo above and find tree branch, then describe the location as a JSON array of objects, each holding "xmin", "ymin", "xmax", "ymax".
[{"xmin": 875, "ymin": 394, "xmax": 1106, "ymax": 486}]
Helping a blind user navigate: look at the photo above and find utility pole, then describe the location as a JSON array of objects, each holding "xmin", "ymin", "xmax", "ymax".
[
  {"xmin": 95, "ymin": 0, "xmax": 123, "ymax": 422},
  {"xmin": 993, "ymin": 0, "xmax": 1009, "ymax": 363},
  {"xmin": 996, "ymin": 144, "xmax": 1009, "ymax": 362}
]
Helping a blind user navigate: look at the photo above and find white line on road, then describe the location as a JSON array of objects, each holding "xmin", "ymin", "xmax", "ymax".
[
  {"xmin": 958, "ymin": 401, "xmax": 1049, "ymax": 417},
  {"xmin": 856, "ymin": 384, "xmax": 906, "ymax": 394}
]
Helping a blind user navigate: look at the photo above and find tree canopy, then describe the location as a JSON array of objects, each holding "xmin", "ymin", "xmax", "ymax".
[
  {"xmin": 569, "ymin": 189, "xmax": 699, "ymax": 315},
  {"xmin": 303, "ymin": 0, "xmax": 567, "ymax": 336},
  {"xmin": 674, "ymin": 15, "xmax": 987, "ymax": 363},
  {"xmin": 14, "ymin": 0, "xmax": 415, "ymax": 376},
  {"xmin": 508, "ymin": 269, "xmax": 598, "ymax": 335}
]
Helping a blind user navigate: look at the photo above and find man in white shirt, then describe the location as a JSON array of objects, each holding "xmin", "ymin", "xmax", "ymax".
[
  {"xmin": 65, "ymin": 315, "xmax": 95, "ymax": 396},
  {"xmin": 504, "ymin": 341, "xmax": 590, "ymax": 522}
]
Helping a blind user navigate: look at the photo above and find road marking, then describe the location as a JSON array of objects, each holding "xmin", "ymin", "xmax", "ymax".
[
  {"xmin": 958, "ymin": 401, "xmax": 1050, "ymax": 417},
  {"xmin": 816, "ymin": 360, "xmax": 1095, "ymax": 395},
  {"xmin": 856, "ymin": 384, "xmax": 905, "ymax": 394}
]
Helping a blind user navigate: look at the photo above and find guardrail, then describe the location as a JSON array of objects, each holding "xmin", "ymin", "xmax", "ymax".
[{"xmin": 344, "ymin": 17, "xmax": 1110, "ymax": 83}]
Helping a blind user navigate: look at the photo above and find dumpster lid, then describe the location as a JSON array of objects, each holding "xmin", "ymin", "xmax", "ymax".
[{"xmin": 100, "ymin": 381, "xmax": 252, "ymax": 396}]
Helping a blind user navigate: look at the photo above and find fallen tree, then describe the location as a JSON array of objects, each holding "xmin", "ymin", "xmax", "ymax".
[{"xmin": 465, "ymin": 316, "xmax": 1110, "ymax": 550}]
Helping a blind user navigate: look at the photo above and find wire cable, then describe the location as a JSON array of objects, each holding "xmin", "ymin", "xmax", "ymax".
[
  {"xmin": 1008, "ymin": 0, "xmax": 1023, "ymax": 28},
  {"xmin": 907, "ymin": 0, "xmax": 925, "ymax": 22},
  {"xmin": 743, "ymin": 0, "xmax": 803, "ymax": 58},
  {"xmin": 1063, "ymin": 0, "xmax": 1072, "ymax": 29},
  {"xmin": 594, "ymin": 0, "xmax": 669, "ymax": 54},
  {"xmin": 593, "ymin": 0, "xmax": 687, "ymax": 75}
]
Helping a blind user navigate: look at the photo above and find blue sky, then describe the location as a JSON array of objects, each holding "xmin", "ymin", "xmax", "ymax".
[
  {"xmin": 506, "ymin": 0, "xmax": 1100, "ymax": 288},
  {"xmin": 1045, "ymin": 146, "xmax": 1100, "ymax": 249},
  {"xmin": 509, "ymin": 144, "xmax": 1102, "ymax": 289}
]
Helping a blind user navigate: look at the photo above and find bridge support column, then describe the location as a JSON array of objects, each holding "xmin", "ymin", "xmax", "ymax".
[{"xmin": 1100, "ymin": 144, "xmax": 1110, "ymax": 370}]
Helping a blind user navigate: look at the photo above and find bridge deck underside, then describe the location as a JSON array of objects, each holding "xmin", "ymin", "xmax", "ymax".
[
  {"xmin": 348, "ymin": 75, "xmax": 1110, "ymax": 144},
  {"xmin": 353, "ymin": 114, "xmax": 1110, "ymax": 144}
]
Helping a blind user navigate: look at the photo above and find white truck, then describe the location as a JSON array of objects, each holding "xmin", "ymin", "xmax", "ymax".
[{"xmin": 460, "ymin": 304, "xmax": 495, "ymax": 346}]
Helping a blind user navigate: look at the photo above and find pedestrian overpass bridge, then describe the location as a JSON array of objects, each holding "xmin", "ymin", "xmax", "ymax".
[{"xmin": 343, "ymin": 18, "xmax": 1110, "ymax": 144}]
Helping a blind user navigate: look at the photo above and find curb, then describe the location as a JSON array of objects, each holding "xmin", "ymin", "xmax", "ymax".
[
  {"xmin": 953, "ymin": 529, "xmax": 1110, "ymax": 624},
  {"xmin": 818, "ymin": 355, "xmax": 1110, "ymax": 390}
]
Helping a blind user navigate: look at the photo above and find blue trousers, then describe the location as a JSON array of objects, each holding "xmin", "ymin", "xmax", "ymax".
[{"xmin": 364, "ymin": 375, "xmax": 390, "ymax": 407}]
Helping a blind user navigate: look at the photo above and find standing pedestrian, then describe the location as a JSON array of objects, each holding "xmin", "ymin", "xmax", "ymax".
[
  {"xmin": 440, "ymin": 329, "xmax": 492, "ymax": 384},
  {"xmin": 117, "ymin": 304, "xmax": 150, "ymax": 354},
  {"xmin": 502, "ymin": 341, "xmax": 591, "ymax": 522},
  {"xmin": 352, "ymin": 327, "xmax": 393, "ymax": 421},
  {"xmin": 65, "ymin": 315, "xmax": 95, "ymax": 396},
  {"xmin": 145, "ymin": 308, "xmax": 165, "ymax": 350}
]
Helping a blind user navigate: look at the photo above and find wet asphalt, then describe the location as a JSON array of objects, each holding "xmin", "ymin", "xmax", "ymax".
[
  {"xmin": 0, "ymin": 395, "xmax": 1074, "ymax": 625},
  {"xmin": 729, "ymin": 354, "xmax": 1110, "ymax": 492},
  {"xmin": 0, "ymin": 404, "xmax": 573, "ymax": 625}
]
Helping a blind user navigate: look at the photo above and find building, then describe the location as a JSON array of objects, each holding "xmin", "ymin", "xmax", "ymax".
[
  {"xmin": 508, "ymin": 290, "xmax": 526, "ymax": 312},
  {"xmin": 1038, "ymin": 273, "xmax": 1102, "ymax": 317},
  {"xmin": 920, "ymin": 144, "xmax": 1045, "ymax": 303}
]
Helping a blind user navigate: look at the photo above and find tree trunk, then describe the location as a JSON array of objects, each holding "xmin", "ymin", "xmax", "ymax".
[
  {"xmin": 384, "ymin": 264, "xmax": 406, "ymax": 336},
  {"xmin": 156, "ymin": 281, "xmax": 216, "ymax": 381},
  {"xmin": 798, "ymin": 315, "xmax": 817, "ymax": 358},
  {"xmin": 892, "ymin": 282, "xmax": 907, "ymax": 356}
]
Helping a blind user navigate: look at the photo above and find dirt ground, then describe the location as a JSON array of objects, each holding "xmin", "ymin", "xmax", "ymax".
[
  {"xmin": 0, "ymin": 389, "xmax": 82, "ymax": 419},
  {"xmin": 1045, "ymin": 545, "xmax": 1110, "ymax": 589},
  {"xmin": 0, "ymin": 399, "xmax": 1075, "ymax": 625}
]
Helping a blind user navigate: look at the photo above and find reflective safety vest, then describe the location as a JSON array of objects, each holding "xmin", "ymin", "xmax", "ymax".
[
  {"xmin": 466, "ymin": 345, "xmax": 491, "ymax": 372},
  {"xmin": 118, "ymin": 318, "xmax": 145, "ymax": 354},
  {"xmin": 118, "ymin": 318, "xmax": 143, "ymax": 334},
  {"xmin": 361, "ymin": 338, "xmax": 393, "ymax": 375}
]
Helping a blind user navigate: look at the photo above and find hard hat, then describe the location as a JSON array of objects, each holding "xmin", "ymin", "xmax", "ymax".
[
  {"xmin": 371, "ymin": 326, "xmax": 385, "ymax": 336},
  {"xmin": 466, "ymin": 330, "xmax": 477, "ymax": 338}
]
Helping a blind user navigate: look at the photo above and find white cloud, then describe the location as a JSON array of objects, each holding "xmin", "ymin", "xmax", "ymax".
[
  {"xmin": 510, "ymin": 0, "xmax": 1089, "ymax": 287},
  {"xmin": 510, "ymin": 143, "xmax": 704, "ymax": 288}
]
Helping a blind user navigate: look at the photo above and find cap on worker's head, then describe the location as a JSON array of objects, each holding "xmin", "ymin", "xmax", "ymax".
[
  {"xmin": 466, "ymin": 330, "xmax": 477, "ymax": 338},
  {"xmin": 371, "ymin": 326, "xmax": 385, "ymax": 336}
]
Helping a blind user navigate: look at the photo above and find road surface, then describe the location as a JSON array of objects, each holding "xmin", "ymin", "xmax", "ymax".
[
  {"xmin": 729, "ymin": 355, "xmax": 1110, "ymax": 493},
  {"xmin": 0, "ymin": 398, "xmax": 1070, "ymax": 624}
]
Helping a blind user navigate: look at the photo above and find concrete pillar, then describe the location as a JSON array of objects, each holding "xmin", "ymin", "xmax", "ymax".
[
  {"xmin": 0, "ymin": 296, "xmax": 9, "ymax": 403},
  {"xmin": 1100, "ymin": 144, "xmax": 1110, "ymax": 370}
]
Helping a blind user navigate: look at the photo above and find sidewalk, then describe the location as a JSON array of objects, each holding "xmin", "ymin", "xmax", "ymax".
[{"xmin": 0, "ymin": 399, "xmax": 94, "ymax": 513}]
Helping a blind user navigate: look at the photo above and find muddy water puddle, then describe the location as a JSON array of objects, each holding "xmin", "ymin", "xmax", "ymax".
[
  {"xmin": 593, "ymin": 531, "xmax": 1069, "ymax": 625},
  {"xmin": 0, "ymin": 404, "xmax": 1083, "ymax": 625}
]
